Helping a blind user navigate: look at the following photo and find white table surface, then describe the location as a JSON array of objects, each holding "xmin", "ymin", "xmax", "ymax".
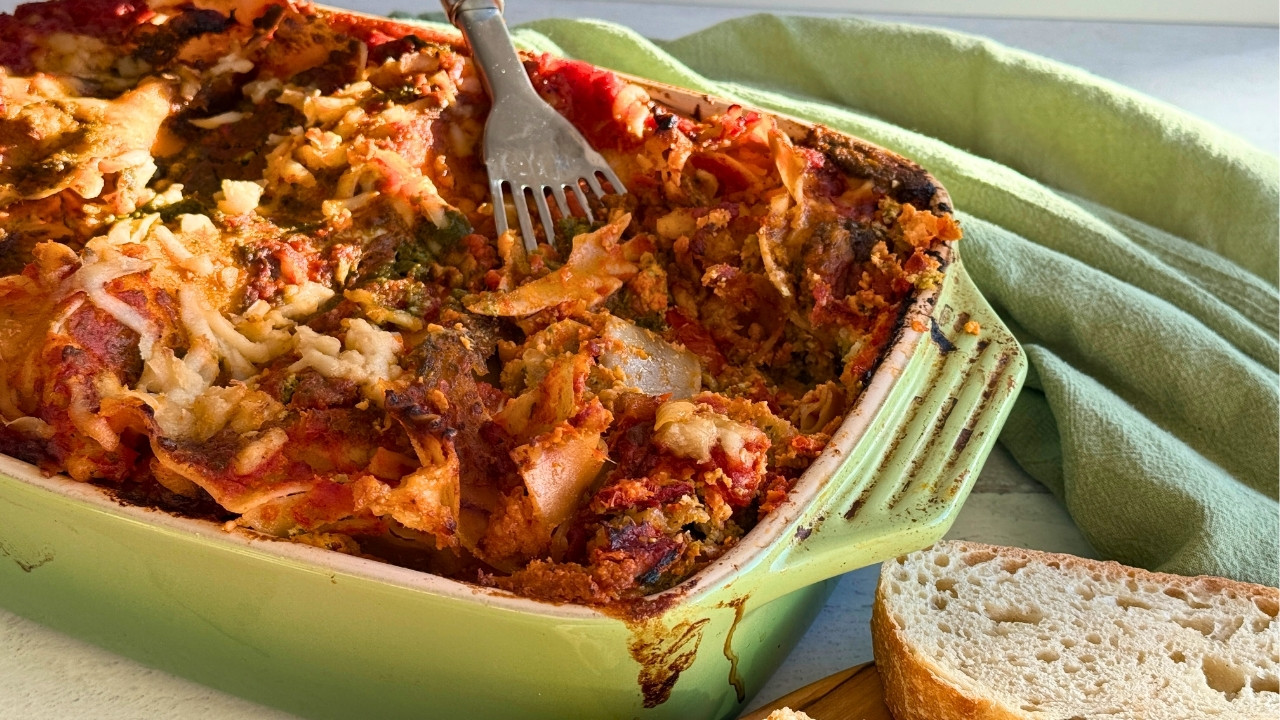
[{"xmin": 0, "ymin": 2, "xmax": 1275, "ymax": 718}]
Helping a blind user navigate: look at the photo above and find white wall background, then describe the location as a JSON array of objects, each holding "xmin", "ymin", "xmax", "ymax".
[{"xmin": 613, "ymin": 0, "xmax": 1279, "ymax": 25}]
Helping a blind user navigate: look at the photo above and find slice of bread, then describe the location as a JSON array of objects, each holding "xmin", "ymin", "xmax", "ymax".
[{"xmin": 872, "ymin": 541, "xmax": 1279, "ymax": 720}]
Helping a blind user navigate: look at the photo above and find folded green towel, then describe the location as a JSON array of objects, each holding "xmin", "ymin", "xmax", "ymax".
[{"xmin": 436, "ymin": 13, "xmax": 1280, "ymax": 585}]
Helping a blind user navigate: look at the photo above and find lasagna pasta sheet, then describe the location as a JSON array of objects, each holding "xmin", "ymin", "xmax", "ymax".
[{"xmin": 0, "ymin": 0, "xmax": 959, "ymax": 603}]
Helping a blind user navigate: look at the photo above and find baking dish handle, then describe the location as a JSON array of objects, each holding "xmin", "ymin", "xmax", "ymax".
[{"xmin": 750, "ymin": 261, "xmax": 1026, "ymax": 605}]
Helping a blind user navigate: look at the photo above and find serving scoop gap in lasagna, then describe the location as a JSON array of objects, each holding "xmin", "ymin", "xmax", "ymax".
[{"xmin": 0, "ymin": 0, "xmax": 961, "ymax": 606}]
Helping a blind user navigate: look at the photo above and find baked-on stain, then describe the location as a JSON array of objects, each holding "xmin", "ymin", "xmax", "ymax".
[
  {"xmin": 722, "ymin": 597, "xmax": 749, "ymax": 703},
  {"xmin": 628, "ymin": 616, "xmax": 711, "ymax": 708},
  {"xmin": 97, "ymin": 478, "xmax": 235, "ymax": 524},
  {"xmin": 929, "ymin": 317, "xmax": 957, "ymax": 354},
  {"xmin": 807, "ymin": 127, "xmax": 944, "ymax": 212},
  {"xmin": 844, "ymin": 487, "xmax": 873, "ymax": 520},
  {"xmin": 982, "ymin": 351, "xmax": 1014, "ymax": 405},
  {"xmin": 602, "ymin": 580, "xmax": 691, "ymax": 624},
  {"xmin": 0, "ymin": 539, "xmax": 53, "ymax": 572}
]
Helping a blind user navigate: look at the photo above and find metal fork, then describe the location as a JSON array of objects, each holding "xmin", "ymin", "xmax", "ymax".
[{"xmin": 442, "ymin": 0, "xmax": 626, "ymax": 251}]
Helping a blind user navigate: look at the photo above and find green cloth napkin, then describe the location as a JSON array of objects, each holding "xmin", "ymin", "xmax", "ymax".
[{"xmin": 418, "ymin": 13, "xmax": 1280, "ymax": 585}]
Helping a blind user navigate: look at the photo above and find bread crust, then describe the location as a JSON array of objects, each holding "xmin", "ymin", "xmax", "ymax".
[{"xmin": 871, "ymin": 541, "xmax": 1280, "ymax": 720}]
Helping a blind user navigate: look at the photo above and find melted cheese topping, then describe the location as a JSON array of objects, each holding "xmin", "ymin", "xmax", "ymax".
[
  {"xmin": 289, "ymin": 319, "xmax": 404, "ymax": 404},
  {"xmin": 654, "ymin": 400, "xmax": 761, "ymax": 465},
  {"xmin": 215, "ymin": 179, "xmax": 264, "ymax": 216},
  {"xmin": 66, "ymin": 247, "xmax": 158, "ymax": 356}
]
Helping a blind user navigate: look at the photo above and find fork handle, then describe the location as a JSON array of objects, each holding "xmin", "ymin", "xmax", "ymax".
[
  {"xmin": 441, "ymin": 0, "xmax": 502, "ymax": 24},
  {"xmin": 442, "ymin": 0, "xmax": 539, "ymax": 105}
]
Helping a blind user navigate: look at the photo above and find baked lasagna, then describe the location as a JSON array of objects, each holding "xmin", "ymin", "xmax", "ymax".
[{"xmin": 0, "ymin": 0, "xmax": 960, "ymax": 603}]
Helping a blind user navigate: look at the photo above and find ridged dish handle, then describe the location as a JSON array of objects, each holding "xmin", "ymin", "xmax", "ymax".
[{"xmin": 747, "ymin": 261, "xmax": 1026, "ymax": 606}]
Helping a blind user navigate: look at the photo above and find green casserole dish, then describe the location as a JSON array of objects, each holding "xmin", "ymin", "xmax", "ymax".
[{"xmin": 0, "ymin": 23, "xmax": 1025, "ymax": 720}]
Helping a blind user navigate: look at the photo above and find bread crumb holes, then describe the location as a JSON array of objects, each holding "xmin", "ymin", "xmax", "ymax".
[
  {"xmin": 1249, "ymin": 673, "xmax": 1279, "ymax": 694},
  {"xmin": 1253, "ymin": 595, "xmax": 1278, "ymax": 617},
  {"xmin": 1117, "ymin": 596, "xmax": 1152, "ymax": 610},
  {"xmin": 1175, "ymin": 616, "xmax": 1215, "ymax": 637},
  {"xmin": 1201, "ymin": 656, "xmax": 1245, "ymax": 700},
  {"xmin": 983, "ymin": 602, "xmax": 1045, "ymax": 625}
]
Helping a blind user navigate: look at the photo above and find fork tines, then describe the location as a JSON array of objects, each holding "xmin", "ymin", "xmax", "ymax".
[{"xmin": 491, "ymin": 167, "xmax": 625, "ymax": 251}]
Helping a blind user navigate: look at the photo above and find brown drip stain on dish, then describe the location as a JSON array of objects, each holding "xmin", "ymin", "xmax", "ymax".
[
  {"xmin": 722, "ymin": 597, "xmax": 749, "ymax": 704},
  {"xmin": 627, "ymin": 616, "xmax": 711, "ymax": 708}
]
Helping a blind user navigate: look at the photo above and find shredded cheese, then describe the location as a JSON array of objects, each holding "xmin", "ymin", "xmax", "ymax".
[
  {"xmin": 233, "ymin": 427, "xmax": 288, "ymax": 475},
  {"xmin": 216, "ymin": 179, "xmax": 264, "ymax": 215},
  {"xmin": 289, "ymin": 319, "xmax": 404, "ymax": 404},
  {"xmin": 66, "ymin": 247, "xmax": 158, "ymax": 356},
  {"xmin": 177, "ymin": 285, "xmax": 290, "ymax": 380},
  {"xmin": 189, "ymin": 111, "xmax": 246, "ymax": 129}
]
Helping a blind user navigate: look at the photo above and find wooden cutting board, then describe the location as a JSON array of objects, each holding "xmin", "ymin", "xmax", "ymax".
[{"xmin": 740, "ymin": 662, "xmax": 895, "ymax": 720}]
